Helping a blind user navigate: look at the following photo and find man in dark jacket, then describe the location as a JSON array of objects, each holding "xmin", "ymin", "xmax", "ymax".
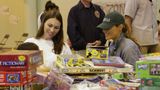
[{"xmin": 67, "ymin": 0, "xmax": 106, "ymax": 50}]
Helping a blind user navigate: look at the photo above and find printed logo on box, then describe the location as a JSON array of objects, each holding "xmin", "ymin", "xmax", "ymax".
[
  {"xmin": 137, "ymin": 64, "xmax": 148, "ymax": 70},
  {"xmin": 0, "ymin": 55, "xmax": 26, "ymax": 66}
]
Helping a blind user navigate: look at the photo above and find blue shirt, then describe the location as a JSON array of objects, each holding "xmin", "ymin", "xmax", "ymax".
[
  {"xmin": 109, "ymin": 33, "xmax": 141, "ymax": 66},
  {"xmin": 67, "ymin": 1, "xmax": 106, "ymax": 50}
]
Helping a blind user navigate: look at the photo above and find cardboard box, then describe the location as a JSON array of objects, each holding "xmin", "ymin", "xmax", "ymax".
[
  {"xmin": 0, "ymin": 50, "xmax": 43, "ymax": 71},
  {"xmin": 136, "ymin": 60, "xmax": 160, "ymax": 78},
  {"xmin": 0, "ymin": 70, "xmax": 37, "ymax": 86},
  {"xmin": 86, "ymin": 46, "xmax": 108, "ymax": 59},
  {"xmin": 56, "ymin": 55, "xmax": 133, "ymax": 74},
  {"xmin": 141, "ymin": 78, "xmax": 160, "ymax": 87},
  {"xmin": 0, "ymin": 71, "xmax": 26, "ymax": 86},
  {"xmin": 0, "ymin": 84, "xmax": 31, "ymax": 90}
]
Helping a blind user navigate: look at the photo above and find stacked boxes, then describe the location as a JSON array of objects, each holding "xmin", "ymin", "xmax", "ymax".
[
  {"xmin": 139, "ymin": 78, "xmax": 160, "ymax": 90},
  {"xmin": 86, "ymin": 46, "xmax": 125, "ymax": 68},
  {"xmin": 0, "ymin": 50, "xmax": 43, "ymax": 90},
  {"xmin": 136, "ymin": 53, "xmax": 160, "ymax": 89},
  {"xmin": 86, "ymin": 46, "xmax": 109, "ymax": 66},
  {"xmin": 55, "ymin": 54, "xmax": 118, "ymax": 74},
  {"xmin": 136, "ymin": 60, "xmax": 160, "ymax": 79},
  {"xmin": 136, "ymin": 53, "xmax": 160, "ymax": 78},
  {"xmin": 141, "ymin": 78, "xmax": 160, "ymax": 87},
  {"xmin": 0, "ymin": 50, "xmax": 43, "ymax": 71}
]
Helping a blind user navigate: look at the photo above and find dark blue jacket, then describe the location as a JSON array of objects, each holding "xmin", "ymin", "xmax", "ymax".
[{"xmin": 67, "ymin": 1, "xmax": 106, "ymax": 50}]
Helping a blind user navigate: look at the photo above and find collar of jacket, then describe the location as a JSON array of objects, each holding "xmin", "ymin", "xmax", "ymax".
[{"xmin": 77, "ymin": 1, "xmax": 96, "ymax": 10}]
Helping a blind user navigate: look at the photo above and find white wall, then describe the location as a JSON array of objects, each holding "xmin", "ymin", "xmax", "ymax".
[
  {"xmin": 0, "ymin": 0, "xmax": 26, "ymax": 48},
  {"xmin": 24, "ymin": 0, "xmax": 37, "ymax": 37},
  {"xmin": 0, "ymin": 0, "xmax": 37, "ymax": 48}
]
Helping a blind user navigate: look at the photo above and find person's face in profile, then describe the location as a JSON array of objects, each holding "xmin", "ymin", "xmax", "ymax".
[
  {"xmin": 103, "ymin": 25, "xmax": 122, "ymax": 41},
  {"xmin": 43, "ymin": 18, "xmax": 61, "ymax": 40}
]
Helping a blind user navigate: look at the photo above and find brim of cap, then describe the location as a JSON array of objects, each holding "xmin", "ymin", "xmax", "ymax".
[{"xmin": 97, "ymin": 22, "xmax": 113, "ymax": 30}]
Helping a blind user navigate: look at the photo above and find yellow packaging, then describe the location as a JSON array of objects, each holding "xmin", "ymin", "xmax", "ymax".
[{"xmin": 86, "ymin": 46, "xmax": 108, "ymax": 59}]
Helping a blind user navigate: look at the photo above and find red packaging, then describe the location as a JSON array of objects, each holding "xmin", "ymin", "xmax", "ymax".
[
  {"xmin": 0, "ymin": 50, "xmax": 43, "ymax": 71},
  {"xmin": 0, "ymin": 69, "xmax": 37, "ymax": 86},
  {"xmin": 0, "ymin": 71, "xmax": 27, "ymax": 86}
]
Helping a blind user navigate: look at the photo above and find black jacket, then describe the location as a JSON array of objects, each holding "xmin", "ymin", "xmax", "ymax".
[{"xmin": 67, "ymin": 1, "xmax": 106, "ymax": 50}]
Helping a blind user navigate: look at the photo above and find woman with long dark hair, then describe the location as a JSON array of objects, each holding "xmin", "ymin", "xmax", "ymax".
[{"xmin": 25, "ymin": 11, "xmax": 72, "ymax": 70}]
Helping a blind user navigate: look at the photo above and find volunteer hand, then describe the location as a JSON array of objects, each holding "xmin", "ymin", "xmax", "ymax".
[{"xmin": 89, "ymin": 40, "xmax": 101, "ymax": 46}]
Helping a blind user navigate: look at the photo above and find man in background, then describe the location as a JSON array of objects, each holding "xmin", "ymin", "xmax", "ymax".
[
  {"xmin": 67, "ymin": 0, "xmax": 106, "ymax": 51},
  {"xmin": 124, "ymin": 0, "xmax": 160, "ymax": 54}
]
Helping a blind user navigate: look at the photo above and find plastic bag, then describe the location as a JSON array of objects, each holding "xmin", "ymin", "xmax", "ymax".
[{"xmin": 44, "ymin": 68, "xmax": 73, "ymax": 90}]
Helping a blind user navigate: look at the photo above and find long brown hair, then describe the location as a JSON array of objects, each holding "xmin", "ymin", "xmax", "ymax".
[
  {"xmin": 36, "ymin": 10, "xmax": 64, "ymax": 54},
  {"xmin": 121, "ymin": 23, "xmax": 140, "ymax": 48}
]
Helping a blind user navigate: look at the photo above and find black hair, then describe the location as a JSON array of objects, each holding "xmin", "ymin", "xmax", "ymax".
[
  {"xmin": 40, "ymin": 1, "xmax": 59, "ymax": 22},
  {"xmin": 157, "ymin": 20, "xmax": 160, "ymax": 25},
  {"xmin": 149, "ymin": 0, "xmax": 152, "ymax": 2},
  {"xmin": 45, "ymin": 1, "xmax": 59, "ymax": 11},
  {"xmin": 17, "ymin": 42, "xmax": 39, "ymax": 50}
]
